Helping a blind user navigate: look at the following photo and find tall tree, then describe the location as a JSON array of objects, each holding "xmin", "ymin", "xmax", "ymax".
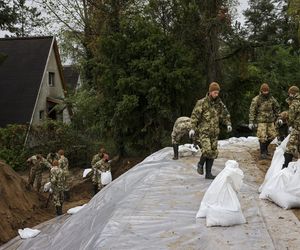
[{"xmin": 12, "ymin": 0, "xmax": 46, "ymax": 37}]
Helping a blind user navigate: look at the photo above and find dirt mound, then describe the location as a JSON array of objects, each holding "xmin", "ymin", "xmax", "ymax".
[{"xmin": 0, "ymin": 161, "xmax": 53, "ymax": 245}]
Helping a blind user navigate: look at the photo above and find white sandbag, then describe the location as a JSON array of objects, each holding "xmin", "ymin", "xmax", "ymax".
[
  {"xmin": 196, "ymin": 160, "xmax": 246, "ymax": 226},
  {"xmin": 178, "ymin": 144, "xmax": 199, "ymax": 157},
  {"xmin": 83, "ymin": 168, "xmax": 92, "ymax": 178},
  {"xmin": 43, "ymin": 182, "xmax": 51, "ymax": 192},
  {"xmin": 18, "ymin": 228, "xmax": 40, "ymax": 239},
  {"xmin": 264, "ymin": 160, "xmax": 300, "ymax": 209},
  {"xmin": 206, "ymin": 207, "xmax": 246, "ymax": 227},
  {"xmin": 67, "ymin": 204, "xmax": 87, "ymax": 214},
  {"xmin": 101, "ymin": 170, "xmax": 112, "ymax": 185},
  {"xmin": 259, "ymin": 134, "xmax": 290, "ymax": 194}
]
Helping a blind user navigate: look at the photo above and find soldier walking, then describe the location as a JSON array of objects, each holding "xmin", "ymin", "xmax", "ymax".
[
  {"xmin": 282, "ymin": 86, "xmax": 300, "ymax": 169},
  {"xmin": 249, "ymin": 83, "xmax": 280, "ymax": 159},
  {"xmin": 189, "ymin": 82, "xmax": 232, "ymax": 179}
]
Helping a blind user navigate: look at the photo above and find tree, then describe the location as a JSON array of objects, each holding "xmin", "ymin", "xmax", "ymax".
[
  {"xmin": 0, "ymin": 0, "xmax": 17, "ymax": 32},
  {"xmin": 11, "ymin": 0, "xmax": 47, "ymax": 37}
]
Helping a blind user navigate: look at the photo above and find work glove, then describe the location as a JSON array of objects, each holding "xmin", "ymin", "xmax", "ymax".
[
  {"xmin": 227, "ymin": 125, "xmax": 232, "ymax": 133},
  {"xmin": 277, "ymin": 119, "xmax": 283, "ymax": 126},
  {"xmin": 189, "ymin": 129, "xmax": 195, "ymax": 138},
  {"xmin": 248, "ymin": 123, "xmax": 254, "ymax": 130},
  {"xmin": 289, "ymin": 126, "xmax": 293, "ymax": 133}
]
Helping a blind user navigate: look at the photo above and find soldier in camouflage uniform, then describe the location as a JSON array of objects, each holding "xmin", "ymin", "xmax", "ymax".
[
  {"xmin": 27, "ymin": 154, "xmax": 50, "ymax": 192},
  {"xmin": 282, "ymin": 86, "xmax": 300, "ymax": 169},
  {"xmin": 275, "ymin": 111, "xmax": 289, "ymax": 144},
  {"xmin": 50, "ymin": 160, "xmax": 66, "ymax": 216},
  {"xmin": 189, "ymin": 82, "xmax": 232, "ymax": 179},
  {"xmin": 93, "ymin": 153, "xmax": 111, "ymax": 192},
  {"xmin": 249, "ymin": 83, "xmax": 280, "ymax": 159},
  {"xmin": 58, "ymin": 149, "xmax": 70, "ymax": 201},
  {"xmin": 91, "ymin": 148, "xmax": 106, "ymax": 195},
  {"xmin": 171, "ymin": 117, "xmax": 193, "ymax": 160}
]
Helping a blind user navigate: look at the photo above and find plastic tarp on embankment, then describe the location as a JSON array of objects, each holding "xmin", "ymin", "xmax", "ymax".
[{"xmin": 2, "ymin": 138, "xmax": 300, "ymax": 250}]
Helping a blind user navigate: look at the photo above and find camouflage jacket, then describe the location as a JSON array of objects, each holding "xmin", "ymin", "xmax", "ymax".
[
  {"xmin": 94, "ymin": 159, "xmax": 111, "ymax": 173},
  {"xmin": 249, "ymin": 93, "xmax": 280, "ymax": 124},
  {"xmin": 50, "ymin": 166, "xmax": 65, "ymax": 191},
  {"xmin": 91, "ymin": 153, "xmax": 103, "ymax": 167},
  {"xmin": 59, "ymin": 156, "xmax": 69, "ymax": 172},
  {"xmin": 191, "ymin": 94, "xmax": 231, "ymax": 136},
  {"xmin": 288, "ymin": 94, "xmax": 300, "ymax": 130},
  {"xmin": 27, "ymin": 155, "xmax": 51, "ymax": 170}
]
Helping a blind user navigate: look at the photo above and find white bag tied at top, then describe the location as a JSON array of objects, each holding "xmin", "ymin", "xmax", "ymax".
[
  {"xmin": 261, "ymin": 160, "xmax": 300, "ymax": 209},
  {"xmin": 259, "ymin": 134, "xmax": 290, "ymax": 195},
  {"xmin": 196, "ymin": 160, "xmax": 246, "ymax": 227}
]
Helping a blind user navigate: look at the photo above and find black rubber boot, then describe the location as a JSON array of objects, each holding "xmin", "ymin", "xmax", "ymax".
[
  {"xmin": 260, "ymin": 142, "xmax": 267, "ymax": 159},
  {"xmin": 197, "ymin": 155, "xmax": 206, "ymax": 175},
  {"xmin": 205, "ymin": 158, "xmax": 215, "ymax": 179},
  {"xmin": 93, "ymin": 184, "xmax": 99, "ymax": 196},
  {"xmin": 64, "ymin": 191, "xmax": 70, "ymax": 201},
  {"xmin": 282, "ymin": 153, "xmax": 293, "ymax": 169},
  {"xmin": 56, "ymin": 206, "xmax": 62, "ymax": 216},
  {"xmin": 172, "ymin": 144, "xmax": 179, "ymax": 160}
]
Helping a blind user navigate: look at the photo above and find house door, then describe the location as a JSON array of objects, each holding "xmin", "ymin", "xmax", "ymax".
[{"xmin": 47, "ymin": 101, "xmax": 57, "ymax": 120}]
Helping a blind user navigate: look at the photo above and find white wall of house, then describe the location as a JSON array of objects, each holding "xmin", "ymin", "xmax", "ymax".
[{"xmin": 31, "ymin": 44, "xmax": 71, "ymax": 125}]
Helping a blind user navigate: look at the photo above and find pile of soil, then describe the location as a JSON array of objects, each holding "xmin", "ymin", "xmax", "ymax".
[
  {"xmin": 0, "ymin": 161, "xmax": 53, "ymax": 245},
  {"xmin": 0, "ymin": 156, "xmax": 144, "ymax": 246}
]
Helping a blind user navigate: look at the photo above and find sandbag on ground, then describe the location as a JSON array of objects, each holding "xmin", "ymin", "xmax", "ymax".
[{"xmin": 196, "ymin": 160, "xmax": 246, "ymax": 227}]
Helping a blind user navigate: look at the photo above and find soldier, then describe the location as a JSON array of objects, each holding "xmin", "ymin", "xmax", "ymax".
[
  {"xmin": 50, "ymin": 159, "xmax": 66, "ymax": 216},
  {"xmin": 93, "ymin": 153, "xmax": 111, "ymax": 192},
  {"xmin": 282, "ymin": 86, "xmax": 300, "ymax": 169},
  {"xmin": 27, "ymin": 154, "xmax": 50, "ymax": 192},
  {"xmin": 58, "ymin": 149, "xmax": 70, "ymax": 201},
  {"xmin": 275, "ymin": 111, "xmax": 289, "ymax": 144},
  {"xmin": 189, "ymin": 82, "xmax": 232, "ymax": 179},
  {"xmin": 249, "ymin": 83, "xmax": 280, "ymax": 159},
  {"xmin": 171, "ymin": 116, "xmax": 193, "ymax": 160},
  {"xmin": 91, "ymin": 148, "xmax": 106, "ymax": 195}
]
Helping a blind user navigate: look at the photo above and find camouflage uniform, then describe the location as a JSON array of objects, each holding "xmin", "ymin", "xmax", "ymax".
[
  {"xmin": 249, "ymin": 93, "xmax": 280, "ymax": 143},
  {"xmin": 47, "ymin": 152, "xmax": 60, "ymax": 165},
  {"xmin": 275, "ymin": 111, "xmax": 289, "ymax": 143},
  {"xmin": 59, "ymin": 155, "xmax": 70, "ymax": 191},
  {"xmin": 286, "ymin": 94, "xmax": 300, "ymax": 156},
  {"xmin": 50, "ymin": 166, "xmax": 65, "ymax": 208},
  {"xmin": 91, "ymin": 153, "xmax": 104, "ymax": 192},
  {"xmin": 171, "ymin": 117, "xmax": 192, "ymax": 144},
  {"xmin": 191, "ymin": 94, "xmax": 231, "ymax": 159},
  {"xmin": 93, "ymin": 159, "xmax": 111, "ymax": 190},
  {"xmin": 27, "ymin": 155, "xmax": 50, "ymax": 192}
]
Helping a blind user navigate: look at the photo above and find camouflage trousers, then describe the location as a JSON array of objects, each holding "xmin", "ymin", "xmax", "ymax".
[
  {"xmin": 28, "ymin": 166, "xmax": 43, "ymax": 192},
  {"xmin": 52, "ymin": 188, "xmax": 64, "ymax": 207},
  {"xmin": 63, "ymin": 170, "xmax": 70, "ymax": 191},
  {"xmin": 286, "ymin": 129, "xmax": 300, "ymax": 157},
  {"xmin": 196, "ymin": 134, "xmax": 218, "ymax": 159},
  {"xmin": 257, "ymin": 123, "xmax": 277, "ymax": 143},
  {"xmin": 92, "ymin": 170, "xmax": 103, "ymax": 190}
]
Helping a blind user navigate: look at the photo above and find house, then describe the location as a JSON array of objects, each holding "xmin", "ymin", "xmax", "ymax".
[
  {"xmin": 0, "ymin": 36, "xmax": 71, "ymax": 128},
  {"xmin": 63, "ymin": 65, "xmax": 82, "ymax": 93}
]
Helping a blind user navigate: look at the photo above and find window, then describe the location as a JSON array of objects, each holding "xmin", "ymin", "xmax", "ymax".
[
  {"xmin": 48, "ymin": 72, "xmax": 55, "ymax": 86},
  {"xmin": 39, "ymin": 110, "xmax": 44, "ymax": 120}
]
